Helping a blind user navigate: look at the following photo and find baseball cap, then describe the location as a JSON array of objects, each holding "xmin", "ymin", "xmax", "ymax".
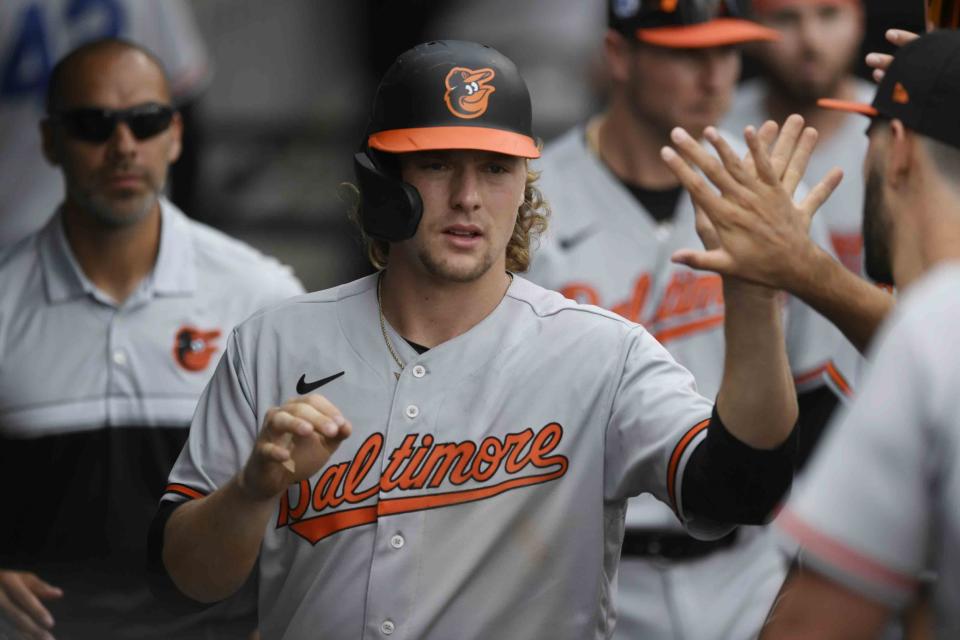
[
  {"xmin": 609, "ymin": 0, "xmax": 780, "ymax": 48},
  {"xmin": 366, "ymin": 40, "xmax": 539, "ymax": 159},
  {"xmin": 818, "ymin": 30, "xmax": 960, "ymax": 150}
]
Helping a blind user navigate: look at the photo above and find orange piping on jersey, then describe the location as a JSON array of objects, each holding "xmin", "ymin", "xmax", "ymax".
[
  {"xmin": 794, "ymin": 361, "xmax": 853, "ymax": 397},
  {"xmin": 278, "ymin": 423, "xmax": 570, "ymax": 543},
  {"xmin": 825, "ymin": 362, "xmax": 853, "ymax": 397},
  {"xmin": 164, "ymin": 483, "xmax": 206, "ymax": 501},
  {"xmin": 666, "ymin": 418, "xmax": 711, "ymax": 515},
  {"xmin": 778, "ymin": 508, "xmax": 918, "ymax": 592},
  {"xmin": 654, "ymin": 313, "xmax": 725, "ymax": 343}
]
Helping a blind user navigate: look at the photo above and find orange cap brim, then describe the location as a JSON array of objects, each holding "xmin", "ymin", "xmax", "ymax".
[
  {"xmin": 368, "ymin": 126, "xmax": 540, "ymax": 158},
  {"xmin": 817, "ymin": 98, "xmax": 879, "ymax": 117},
  {"xmin": 636, "ymin": 18, "xmax": 780, "ymax": 48}
]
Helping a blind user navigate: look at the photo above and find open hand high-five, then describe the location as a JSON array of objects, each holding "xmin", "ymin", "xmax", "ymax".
[{"xmin": 659, "ymin": 115, "xmax": 843, "ymax": 290}]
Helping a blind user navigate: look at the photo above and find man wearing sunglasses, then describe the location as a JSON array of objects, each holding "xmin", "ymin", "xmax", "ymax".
[
  {"xmin": 0, "ymin": 0, "xmax": 211, "ymax": 250},
  {"xmin": 0, "ymin": 39, "xmax": 303, "ymax": 639},
  {"xmin": 525, "ymin": 0, "xmax": 857, "ymax": 638}
]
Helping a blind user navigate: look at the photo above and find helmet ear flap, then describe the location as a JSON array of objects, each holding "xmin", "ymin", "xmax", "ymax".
[{"xmin": 353, "ymin": 151, "xmax": 423, "ymax": 242}]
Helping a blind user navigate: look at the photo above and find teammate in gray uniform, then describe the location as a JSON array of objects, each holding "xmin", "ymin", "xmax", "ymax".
[
  {"xmin": 0, "ymin": 39, "xmax": 303, "ymax": 638},
  {"xmin": 152, "ymin": 40, "xmax": 824, "ymax": 640},
  {"xmin": 524, "ymin": 2, "xmax": 857, "ymax": 638},
  {"xmin": 666, "ymin": 28, "xmax": 918, "ymax": 353},
  {"xmin": 725, "ymin": 0, "xmax": 873, "ymax": 277},
  {"xmin": 659, "ymin": 29, "xmax": 960, "ymax": 640}
]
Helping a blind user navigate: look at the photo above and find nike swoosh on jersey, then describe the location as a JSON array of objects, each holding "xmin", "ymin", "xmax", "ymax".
[
  {"xmin": 296, "ymin": 371, "xmax": 345, "ymax": 394},
  {"xmin": 558, "ymin": 226, "xmax": 598, "ymax": 251}
]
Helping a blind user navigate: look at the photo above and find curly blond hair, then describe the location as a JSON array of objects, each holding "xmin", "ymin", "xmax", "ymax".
[{"xmin": 348, "ymin": 164, "xmax": 550, "ymax": 273}]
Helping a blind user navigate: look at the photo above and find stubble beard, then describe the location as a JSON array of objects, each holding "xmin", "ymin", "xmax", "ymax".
[
  {"xmin": 765, "ymin": 51, "xmax": 850, "ymax": 106},
  {"xmin": 416, "ymin": 242, "xmax": 498, "ymax": 284},
  {"xmin": 862, "ymin": 168, "xmax": 894, "ymax": 285}
]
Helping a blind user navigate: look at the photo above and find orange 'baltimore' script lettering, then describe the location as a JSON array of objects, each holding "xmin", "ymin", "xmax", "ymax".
[
  {"xmin": 277, "ymin": 423, "xmax": 569, "ymax": 544},
  {"xmin": 561, "ymin": 271, "xmax": 724, "ymax": 342}
]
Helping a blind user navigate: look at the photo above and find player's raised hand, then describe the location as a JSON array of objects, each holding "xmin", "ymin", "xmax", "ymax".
[
  {"xmin": 660, "ymin": 122, "xmax": 843, "ymax": 289},
  {"xmin": 0, "ymin": 569, "xmax": 63, "ymax": 640},
  {"xmin": 866, "ymin": 29, "xmax": 920, "ymax": 83},
  {"xmin": 239, "ymin": 395, "xmax": 352, "ymax": 500}
]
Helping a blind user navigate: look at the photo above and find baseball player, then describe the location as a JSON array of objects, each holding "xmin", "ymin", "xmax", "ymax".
[
  {"xmin": 751, "ymin": 30, "xmax": 960, "ymax": 639},
  {"xmin": 0, "ymin": 39, "xmax": 302, "ymax": 639},
  {"xmin": 725, "ymin": 0, "xmax": 874, "ymax": 276},
  {"xmin": 152, "ymin": 40, "xmax": 814, "ymax": 640},
  {"xmin": 524, "ymin": 2, "xmax": 859, "ymax": 638},
  {"xmin": 0, "ymin": 0, "xmax": 210, "ymax": 250},
  {"xmin": 659, "ymin": 29, "xmax": 922, "ymax": 354}
]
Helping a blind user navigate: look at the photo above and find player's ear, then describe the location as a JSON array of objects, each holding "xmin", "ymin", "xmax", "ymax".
[
  {"xmin": 41, "ymin": 119, "xmax": 61, "ymax": 166},
  {"xmin": 604, "ymin": 29, "xmax": 632, "ymax": 85},
  {"xmin": 166, "ymin": 110, "xmax": 183, "ymax": 164},
  {"xmin": 885, "ymin": 119, "xmax": 914, "ymax": 188}
]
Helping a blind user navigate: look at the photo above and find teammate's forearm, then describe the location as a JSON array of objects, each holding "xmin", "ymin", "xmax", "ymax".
[
  {"xmin": 162, "ymin": 476, "xmax": 275, "ymax": 603},
  {"xmin": 716, "ymin": 279, "xmax": 798, "ymax": 449},
  {"xmin": 790, "ymin": 248, "xmax": 894, "ymax": 354}
]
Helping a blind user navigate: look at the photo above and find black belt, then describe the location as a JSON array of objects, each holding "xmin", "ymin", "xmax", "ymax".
[{"xmin": 621, "ymin": 529, "xmax": 739, "ymax": 561}]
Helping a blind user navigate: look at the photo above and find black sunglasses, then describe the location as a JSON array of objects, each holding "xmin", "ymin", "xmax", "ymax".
[{"xmin": 52, "ymin": 103, "xmax": 175, "ymax": 143}]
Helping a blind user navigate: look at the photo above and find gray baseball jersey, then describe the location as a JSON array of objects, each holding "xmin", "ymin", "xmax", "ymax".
[
  {"xmin": 525, "ymin": 124, "xmax": 859, "ymax": 640},
  {"xmin": 0, "ymin": 198, "xmax": 302, "ymax": 638},
  {"xmin": 163, "ymin": 273, "xmax": 729, "ymax": 640},
  {"xmin": 0, "ymin": 0, "xmax": 210, "ymax": 249},
  {"xmin": 779, "ymin": 262, "xmax": 960, "ymax": 638},
  {"xmin": 527, "ymin": 126, "xmax": 857, "ymax": 531},
  {"xmin": 725, "ymin": 78, "xmax": 876, "ymax": 275}
]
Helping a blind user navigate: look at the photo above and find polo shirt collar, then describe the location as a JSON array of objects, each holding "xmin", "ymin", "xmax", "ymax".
[
  {"xmin": 151, "ymin": 198, "xmax": 197, "ymax": 296},
  {"xmin": 39, "ymin": 197, "xmax": 197, "ymax": 304}
]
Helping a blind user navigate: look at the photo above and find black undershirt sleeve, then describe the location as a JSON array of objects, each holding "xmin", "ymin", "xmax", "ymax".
[
  {"xmin": 681, "ymin": 405, "xmax": 799, "ymax": 525},
  {"xmin": 795, "ymin": 386, "xmax": 841, "ymax": 471}
]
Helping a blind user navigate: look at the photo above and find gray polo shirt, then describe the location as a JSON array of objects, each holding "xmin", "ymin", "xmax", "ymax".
[{"xmin": 0, "ymin": 198, "xmax": 303, "ymax": 638}]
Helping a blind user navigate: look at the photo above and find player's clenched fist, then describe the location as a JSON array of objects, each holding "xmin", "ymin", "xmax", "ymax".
[{"xmin": 239, "ymin": 395, "xmax": 352, "ymax": 500}]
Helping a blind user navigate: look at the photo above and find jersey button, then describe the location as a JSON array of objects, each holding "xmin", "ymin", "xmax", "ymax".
[
  {"xmin": 112, "ymin": 349, "xmax": 128, "ymax": 366},
  {"xmin": 380, "ymin": 620, "xmax": 395, "ymax": 635},
  {"xmin": 412, "ymin": 364, "xmax": 426, "ymax": 378},
  {"xmin": 390, "ymin": 534, "xmax": 405, "ymax": 549},
  {"xmin": 404, "ymin": 404, "xmax": 419, "ymax": 419}
]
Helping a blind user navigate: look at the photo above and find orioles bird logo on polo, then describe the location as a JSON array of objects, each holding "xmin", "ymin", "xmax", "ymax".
[
  {"xmin": 444, "ymin": 66, "xmax": 496, "ymax": 119},
  {"xmin": 173, "ymin": 326, "xmax": 221, "ymax": 372},
  {"xmin": 276, "ymin": 424, "xmax": 569, "ymax": 544}
]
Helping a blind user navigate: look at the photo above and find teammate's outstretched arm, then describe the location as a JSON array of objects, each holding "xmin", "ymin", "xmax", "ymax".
[
  {"xmin": 161, "ymin": 395, "xmax": 351, "ymax": 603},
  {"xmin": 661, "ymin": 120, "xmax": 893, "ymax": 353}
]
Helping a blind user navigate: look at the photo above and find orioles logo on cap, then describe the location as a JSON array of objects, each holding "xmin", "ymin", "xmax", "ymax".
[
  {"xmin": 173, "ymin": 326, "xmax": 221, "ymax": 372},
  {"xmin": 893, "ymin": 82, "xmax": 910, "ymax": 105},
  {"xmin": 444, "ymin": 67, "xmax": 496, "ymax": 119}
]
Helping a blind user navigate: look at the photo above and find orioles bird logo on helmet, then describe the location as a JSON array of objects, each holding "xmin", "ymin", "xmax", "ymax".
[
  {"xmin": 173, "ymin": 326, "xmax": 221, "ymax": 372},
  {"xmin": 444, "ymin": 67, "xmax": 496, "ymax": 119}
]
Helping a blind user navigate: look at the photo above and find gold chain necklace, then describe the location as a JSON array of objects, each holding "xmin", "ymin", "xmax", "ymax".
[{"xmin": 377, "ymin": 273, "xmax": 404, "ymax": 380}]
